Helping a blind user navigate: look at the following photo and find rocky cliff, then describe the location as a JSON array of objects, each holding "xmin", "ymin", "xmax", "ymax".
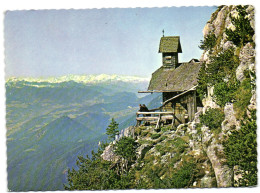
[
  {"xmin": 197, "ymin": 5, "xmax": 256, "ymax": 187},
  {"xmin": 70, "ymin": 5, "xmax": 256, "ymax": 189}
]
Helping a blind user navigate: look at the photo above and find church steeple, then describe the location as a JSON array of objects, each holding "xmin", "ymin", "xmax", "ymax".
[{"xmin": 158, "ymin": 36, "xmax": 182, "ymax": 68}]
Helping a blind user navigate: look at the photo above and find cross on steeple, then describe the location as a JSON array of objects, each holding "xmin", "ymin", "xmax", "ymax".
[{"xmin": 162, "ymin": 29, "xmax": 164, "ymax": 37}]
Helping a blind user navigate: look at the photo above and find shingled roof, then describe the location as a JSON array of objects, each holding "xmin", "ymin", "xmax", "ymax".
[
  {"xmin": 148, "ymin": 61, "xmax": 201, "ymax": 92},
  {"xmin": 159, "ymin": 36, "xmax": 182, "ymax": 53}
]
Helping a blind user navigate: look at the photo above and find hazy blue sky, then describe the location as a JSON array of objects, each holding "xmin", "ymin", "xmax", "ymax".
[{"xmin": 4, "ymin": 7, "xmax": 216, "ymax": 78}]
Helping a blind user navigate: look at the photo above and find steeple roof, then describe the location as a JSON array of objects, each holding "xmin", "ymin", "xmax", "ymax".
[{"xmin": 158, "ymin": 36, "xmax": 182, "ymax": 53}]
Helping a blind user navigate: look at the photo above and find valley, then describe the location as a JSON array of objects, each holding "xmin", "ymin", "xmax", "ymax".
[{"xmin": 5, "ymin": 74, "xmax": 160, "ymax": 191}]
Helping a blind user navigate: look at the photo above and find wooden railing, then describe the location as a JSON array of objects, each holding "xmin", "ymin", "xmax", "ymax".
[{"xmin": 136, "ymin": 111, "xmax": 175, "ymax": 129}]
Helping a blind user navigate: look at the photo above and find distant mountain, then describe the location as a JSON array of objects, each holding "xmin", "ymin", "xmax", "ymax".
[
  {"xmin": 7, "ymin": 115, "xmax": 102, "ymax": 191},
  {"xmin": 40, "ymin": 115, "xmax": 95, "ymax": 143},
  {"xmin": 6, "ymin": 74, "xmax": 160, "ymax": 191},
  {"xmin": 7, "ymin": 74, "xmax": 150, "ymax": 84}
]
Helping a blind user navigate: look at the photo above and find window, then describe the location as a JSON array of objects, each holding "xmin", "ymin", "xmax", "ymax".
[{"xmin": 165, "ymin": 56, "xmax": 172, "ymax": 64}]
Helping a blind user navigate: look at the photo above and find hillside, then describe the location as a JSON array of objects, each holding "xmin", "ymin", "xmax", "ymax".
[
  {"xmin": 65, "ymin": 5, "xmax": 256, "ymax": 189},
  {"xmin": 6, "ymin": 74, "xmax": 160, "ymax": 191}
]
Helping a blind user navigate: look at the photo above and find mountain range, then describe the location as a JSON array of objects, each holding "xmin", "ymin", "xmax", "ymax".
[
  {"xmin": 6, "ymin": 74, "xmax": 150, "ymax": 85},
  {"xmin": 6, "ymin": 74, "xmax": 161, "ymax": 191}
]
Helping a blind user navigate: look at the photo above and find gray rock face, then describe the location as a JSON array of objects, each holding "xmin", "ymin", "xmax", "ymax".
[
  {"xmin": 101, "ymin": 143, "xmax": 118, "ymax": 162},
  {"xmin": 233, "ymin": 165, "xmax": 244, "ymax": 187},
  {"xmin": 212, "ymin": 6, "xmax": 229, "ymax": 37},
  {"xmin": 236, "ymin": 43, "xmax": 255, "ymax": 82},
  {"xmin": 198, "ymin": 5, "xmax": 255, "ymax": 188},
  {"xmin": 223, "ymin": 41, "xmax": 234, "ymax": 51},
  {"xmin": 203, "ymin": 23, "xmax": 214, "ymax": 37},
  {"xmin": 194, "ymin": 107, "xmax": 203, "ymax": 123},
  {"xmin": 222, "ymin": 103, "xmax": 240, "ymax": 133},
  {"xmin": 206, "ymin": 139, "xmax": 233, "ymax": 187},
  {"xmin": 137, "ymin": 144, "xmax": 153, "ymax": 159},
  {"xmin": 246, "ymin": 5, "xmax": 255, "ymax": 30},
  {"xmin": 247, "ymin": 90, "xmax": 256, "ymax": 119},
  {"xmin": 116, "ymin": 126, "xmax": 135, "ymax": 140},
  {"xmin": 200, "ymin": 176, "xmax": 215, "ymax": 188},
  {"xmin": 202, "ymin": 86, "xmax": 220, "ymax": 110}
]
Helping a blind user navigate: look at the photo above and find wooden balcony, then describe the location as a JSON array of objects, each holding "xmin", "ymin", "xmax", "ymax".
[{"xmin": 136, "ymin": 111, "xmax": 175, "ymax": 130}]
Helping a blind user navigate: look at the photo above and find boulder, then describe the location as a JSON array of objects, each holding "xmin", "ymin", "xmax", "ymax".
[{"xmin": 101, "ymin": 143, "xmax": 118, "ymax": 162}]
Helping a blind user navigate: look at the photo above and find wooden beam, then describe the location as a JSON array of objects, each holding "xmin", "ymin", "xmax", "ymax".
[
  {"xmin": 163, "ymin": 86, "xmax": 197, "ymax": 105},
  {"xmin": 171, "ymin": 115, "xmax": 175, "ymax": 129},
  {"xmin": 136, "ymin": 117, "xmax": 159, "ymax": 121},
  {"xmin": 136, "ymin": 112, "xmax": 174, "ymax": 115},
  {"xmin": 161, "ymin": 115, "xmax": 174, "ymax": 120},
  {"xmin": 136, "ymin": 115, "xmax": 174, "ymax": 121},
  {"xmin": 138, "ymin": 90, "xmax": 185, "ymax": 93},
  {"xmin": 155, "ymin": 114, "xmax": 161, "ymax": 130}
]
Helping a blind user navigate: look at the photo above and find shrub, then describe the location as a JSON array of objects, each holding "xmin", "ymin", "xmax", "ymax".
[
  {"xmin": 114, "ymin": 137, "xmax": 139, "ymax": 175},
  {"xmin": 197, "ymin": 48, "xmax": 239, "ymax": 101},
  {"xmin": 114, "ymin": 137, "xmax": 139, "ymax": 164},
  {"xmin": 233, "ymin": 78, "xmax": 252, "ymax": 118},
  {"xmin": 223, "ymin": 114, "xmax": 257, "ymax": 186},
  {"xmin": 195, "ymin": 123, "xmax": 203, "ymax": 135},
  {"xmin": 155, "ymin": 144, "xmax": 166, "ymax": 156},
  {"xmin": 213, "ymin": 81, "xmax": 239, "ymax": 106},
  {"xmin": 225, "ymin": 5, "xmax": 254, "ymax": 47},
  {"xmin": 207, "ymin": 48, "xmax": 239, "ymax": 85},
  {"xmin": 158, "ymin": 135, "xmax": 167, "ymax": 142},
  {"xmin": 170, "ymin": 152, "xmax": 182, "ymax": 164},
  {"xmin": 200, "ymin": 108, "xmax": 225, "ymax": 131},
  {"xmin": 138, "ymin": 139, "xmax": 153, "ymax": 145},
  {"xmin": 134, "ymin": 126, "xmax": 147, "ymax": 136},
  {"xmin": 170, "ymin": 161, "xmax": 196, "ymax": 188},
  {"xmin": 151, "ymin": 133, "xmax": 161, "ymax": 139},
  {"xmin": 161, "ymin": 126, "xmax": 171, "ymax": 132},
  {"xmin": 199, "ymin": 33, "xmax": 217, "ymax": 51},
  {"xmin": 140, "ymin": 130, "xmax": 149, "ymax": 137},
  {"xmin": 173, "ymin": 137, "xmax": 188, "ymax": 154},
  {"xmin": 64, "ymin": 145, "xmax": 121, "ymax": 190}
]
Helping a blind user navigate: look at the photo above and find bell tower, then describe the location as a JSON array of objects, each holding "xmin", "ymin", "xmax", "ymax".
[{"xmin": 158, "ymin": 36, "xmax": 182, "ymax": 68}]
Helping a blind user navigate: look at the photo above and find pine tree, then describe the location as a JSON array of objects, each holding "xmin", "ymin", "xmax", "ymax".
[
  {"xmin": 114, "ymin": 137, "xmax": 138, "ymax": 173},
  {"xmin": 106, "ymin": 118, "xmax": 119, "ymax": 141}
]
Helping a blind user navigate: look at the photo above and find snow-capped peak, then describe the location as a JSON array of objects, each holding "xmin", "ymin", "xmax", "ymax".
[{"xmin": 7, "ymin": 74, "xmax": 150, "ymax": 84}]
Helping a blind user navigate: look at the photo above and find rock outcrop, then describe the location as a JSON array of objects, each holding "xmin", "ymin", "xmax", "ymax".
[{"xmin": 198, "ymin": 5, "xmax": 255, "ymax": 187}]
